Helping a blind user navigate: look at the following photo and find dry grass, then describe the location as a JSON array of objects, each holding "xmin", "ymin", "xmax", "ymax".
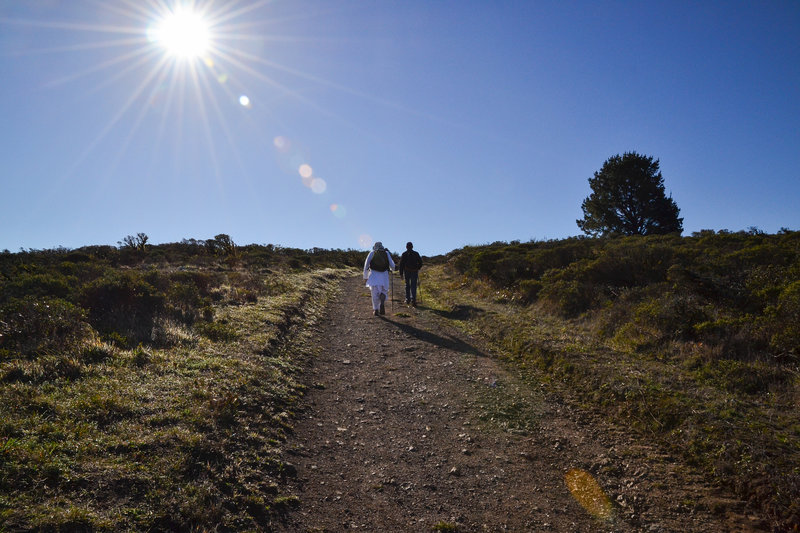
[{"xmin": 0, "ymin": 268, "xmax": 349, "ymax": 531}]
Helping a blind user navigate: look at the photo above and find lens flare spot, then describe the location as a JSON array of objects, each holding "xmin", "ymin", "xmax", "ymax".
[
  {"xmin": 273, "ymin": 136, "xmax": 311, "ymax": 177},
  {"xmin": 565, "ymin": 469, "xmax": 614, "ymax": 520},
  {"xmin": 301, "ymin": 175, "xmax": 313, "ymax": 188},
  {"xmin": 330, "ymin": 204, "xmax": 347, "ymax": 219},
  {"xmin": 310, "ymin": 177, "xmax": 327, "ymax": 194},
  {"xmin": 239, "ymin": 95, "xmax": 251, "ymax": 107},
  {"xmin": 359, "ymin": 234, "xmax": 373, "ymax": 249},
  {"xmin": 299, "ymin": 164, "xmax": 313, "ymax": 178},
  {"xmin": 274, "ymin": 136, "xmax": 289, "ymax": 151},
  {"xmin": 217, "ymin": 73, "xmax": 228, "ymax": 83}
]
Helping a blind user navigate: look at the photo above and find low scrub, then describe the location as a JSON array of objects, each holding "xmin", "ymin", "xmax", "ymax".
[
  {"xmin": 0, "ymin": 239, "xmax": 358, "ymax": 530},
  {"xmin": 79, "ymin": 271, "xmax": 166, "ymax": 346},
  {"xmin": 448, "ymin": 230, "xmax": 800, "ymax": 364},
  {"xmin": 427, "ymin": 231, "xmax": 800, "ymax": 530},
  {"xmin": 1, "ymin": 239, "xmax": 364, "ymax": 351},
  {"xmin": 0, "ymin": 296, "xmax": 91, "ymax": 356}
]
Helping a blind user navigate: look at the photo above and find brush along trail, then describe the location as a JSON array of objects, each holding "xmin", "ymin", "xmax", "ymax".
[{"xmin": 274, "ymin": 275, "xmax": 763, "ymax": 532}]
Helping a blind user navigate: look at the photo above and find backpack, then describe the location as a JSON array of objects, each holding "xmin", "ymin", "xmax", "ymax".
[
  {"xmin": 404, "ymin": 251, "xmax": 422, "ymax": 271},
  {"xmin": 370, "ymin": 249, "xmax": 390, "ymax": 272}
]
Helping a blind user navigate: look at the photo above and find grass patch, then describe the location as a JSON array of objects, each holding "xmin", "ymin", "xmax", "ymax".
[
  {"xmin": 0, "ymin": 267, "xmax": 348, "ymax": 531},
  {"xmin": 471, "ymin": 378, "xmax": 542, "ymax": 435}
]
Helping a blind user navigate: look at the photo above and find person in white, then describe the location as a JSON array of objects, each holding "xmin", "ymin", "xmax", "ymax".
[{"xmin": 363, "ymin": 242, "xmax": 396, "ymax": 316}]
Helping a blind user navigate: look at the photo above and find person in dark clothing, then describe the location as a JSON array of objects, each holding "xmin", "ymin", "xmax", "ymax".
[{"xmin": 398, "ymin": 242, "xmax": 423, "ymax": 306}]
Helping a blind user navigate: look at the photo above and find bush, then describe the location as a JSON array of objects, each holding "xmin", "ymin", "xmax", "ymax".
[
  {"xmin": 0, "ymin": 297, "xmax": 90, "ymax": 356},
  {"xmin": 81, "ymin": 343, "xmax": 115, "ymax": 364},
  {"xmin": 2, "ymin": 273, "xmax": 74, "ymax": 303},
  {"xmin": 448, "ymin": 232, "xmax": 800, "ymax": 363},
  {"xmin": 167, "ymin": 282, "xmax": 203, "ymax": 324},
  {"xmin": 517, "ymin": 279, "xmax": 543, "ymax": 304},
  {"xmin": 448, "ymin": 248, "xmax": 474, "ymax": 274},
  {"xmin": 613, "ymin": 291, "xmax": 709, "ymax": 350},
  {"xmin": 768, "ymin": 280, "xmax": 800, "ymax": 359},
  {"xmin": 194, "ymin": 321, "xmax": 237, "ymax": 342},
  {"xmin": 693, "ymin": 359, "xmax": 791, "ymax": 395},
  {"xmin": 582, "ymin": 239, "xmax": 675, "ymax": 287},
  {"xmin": 644, "ymin": 291, "xmax": 709, "ymax": 340},
  {"xmin": 539, "ymin": 279, "xmax": 595, "ymax": 317},
  {"xmin": 170, "ymin": 271, "xmax": 218, "ymax": 297},
  {"xmin": 692, "ymin": 317, "xmax": 763, "ymax": 361},
  {"xmin": 471, "ymin": 249, "xmax": 511, "ymax": 280},
  {"xmin": 79, "ymin": 272, "xmax": 165, "ymax": 346}
]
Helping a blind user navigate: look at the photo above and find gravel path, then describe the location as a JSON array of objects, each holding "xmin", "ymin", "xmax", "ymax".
[{"xmin": 274, "ymin": 275, "xmax": 763, "ymax": 532}]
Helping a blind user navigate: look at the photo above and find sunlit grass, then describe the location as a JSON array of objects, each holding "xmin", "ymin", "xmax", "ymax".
[{"xmin": 0, "ymin": 267, "xmax": 347, "ymax": 530}]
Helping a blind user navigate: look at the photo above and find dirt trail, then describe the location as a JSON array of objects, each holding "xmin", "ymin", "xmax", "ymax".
[{"xmin": 275, "ymin": 275, "xmax": 763, "ymax": 532}]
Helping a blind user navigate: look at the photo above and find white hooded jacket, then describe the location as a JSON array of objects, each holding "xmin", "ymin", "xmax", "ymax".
[{"xmin": 363, "ymin": 245, "xmax": 395, "ymax": 289}]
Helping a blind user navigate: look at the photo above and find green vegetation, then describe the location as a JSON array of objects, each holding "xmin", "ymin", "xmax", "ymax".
[
  {"xmin": 425, "ymin": 229, "xmax": 799, "ymax": 531},
  {"xmin": 4, "ymin": 230, "xmax": 798, "ymax": 528},
  {"xmin": 577, "ymin": 152, "xmax": 683, "ymax": 237},
  {"xmin": 0, "ymin": 237, "xmax": 360, "ymax": 530}
]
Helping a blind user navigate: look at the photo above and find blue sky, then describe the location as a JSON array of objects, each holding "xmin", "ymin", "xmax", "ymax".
[{"xmin": 1, "ymin": 1, "xmax": 798, "ymax": 256}]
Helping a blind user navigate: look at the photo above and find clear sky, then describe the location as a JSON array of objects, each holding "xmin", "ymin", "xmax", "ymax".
[{"xmin": 1, "ymin": 1, "xmax": 798, "ymax": 256}]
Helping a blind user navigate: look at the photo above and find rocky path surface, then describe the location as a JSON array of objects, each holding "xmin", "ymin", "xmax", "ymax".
[{"xmin": 274, "ymin": 275, "xmax": 763, "ymax": 532}]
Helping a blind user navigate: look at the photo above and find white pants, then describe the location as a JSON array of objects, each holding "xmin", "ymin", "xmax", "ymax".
[{"xmin": 369, "ymin": 285, "xmax": 389, "ymax": 310}]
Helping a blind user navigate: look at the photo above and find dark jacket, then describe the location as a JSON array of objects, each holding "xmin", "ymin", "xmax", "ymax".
[{"xmin": 398, "ymin": 250, "xmax": 423, "ymax": 276}]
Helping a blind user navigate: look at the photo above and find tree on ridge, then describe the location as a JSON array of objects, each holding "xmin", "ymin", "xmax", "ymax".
[{"xmin": 577, "ymin": 152, "xmax": 683, "ymax": 237}]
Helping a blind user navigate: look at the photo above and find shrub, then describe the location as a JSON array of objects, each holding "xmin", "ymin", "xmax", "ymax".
[
  {"xmin": 693, "ymin": 359, "xmax": 791, "ymax": 395},
  {"xmin": 539, "ymin": 278, "xmax": 595, "ymax": 317},
  {"xmin": 448, "ymin": 248, "xmax": 473, "ymax": 274},
  {"xmin": 206, "ymin": 234, "xmax": 237, "ymax": 256},
  {"xmin": 521, "ymin": 241, "xmax": 593, "ymax": 279},
  {"xmin": 517, "ymin": 279, "xmax": 543, "ymax": 304},
  {"xmin": 79, "ymin": 272, "xmax": 165, "ymax": 346},
  {"xmin": 768, "ymin": 280, "xmax": 800, "ymax": 359},
  {"xmin": 170, "ymin": 271, "xmax": 218, "ymax": 297},
  {"xmin": 194, "ymin": 321, "xmax": 237, "ymax": 342},
  {"xmin": 167, "ymin": 282, "xmax": 203, "ymax": 324},
  {"xmin": 583, "ymin": 239, "xmax": 675, "ymax": 287},
  {"xmin": 727, "ymin": 243, "xmax": 794, "ymax": 268},
  {"xmin": 0, "ymin": 297, "xmax": 90, "ymax": 356},
  {"xmin": 2, "ymin": 273, "xmax": 74, "ymax": 303},
  {"xmin": 81, "ymin": 343, "xmax": 115, "ymax": 364},
  {"xmin": 692, "ymin": 317, "xmax": 764, "ymax": 360},
  {"xmin": 471, "ymin": 248, "xmax": 515, "ymax": 284},
  {"xmin": 617, "ymin": 291, "xmax": 709, "ymax": 348}
]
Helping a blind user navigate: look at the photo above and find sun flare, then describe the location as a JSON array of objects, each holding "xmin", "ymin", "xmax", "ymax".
[{"xmin": 148, "ymin": 7, "xmax": 211, "ymax": 59}]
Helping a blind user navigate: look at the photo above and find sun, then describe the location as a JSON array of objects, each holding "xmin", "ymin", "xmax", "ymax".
[{"xmin": 148, "ymin": 7, "xmax": 211, "ymax": 60}]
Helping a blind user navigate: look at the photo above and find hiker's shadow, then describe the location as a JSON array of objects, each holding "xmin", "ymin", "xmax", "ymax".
[
  {"xmin": 383, "ymin": 316, "xmax": 488, "ymax": 358},
  {"xmin": 429, "ymin": 304, "xmax": 483, "ymax": 321}
]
